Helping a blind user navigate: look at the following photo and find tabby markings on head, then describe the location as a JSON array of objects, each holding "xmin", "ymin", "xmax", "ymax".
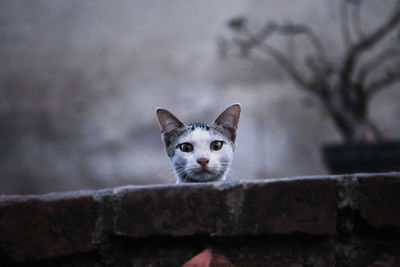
[{"xmin": 156, "ymin": 104, "xmax": 241, "ymax": 183}]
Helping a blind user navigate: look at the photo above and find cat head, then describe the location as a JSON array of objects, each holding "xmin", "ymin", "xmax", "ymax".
[{"xmin": 156, "ymin": 104, "xmax": 241, "ymax": 183}]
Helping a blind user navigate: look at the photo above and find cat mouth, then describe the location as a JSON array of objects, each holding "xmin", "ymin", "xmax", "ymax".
[
  {"xmin": 193, "ymin": 169, "xmax": 213, "ymax": 175},
  {"xmin": 183, "ymin": 168, "xmax": 224, "ymax": 182}
]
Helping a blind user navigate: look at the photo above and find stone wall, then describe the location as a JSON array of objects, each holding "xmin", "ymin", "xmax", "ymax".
[{"xmin": 1, "ymin": 173, "xmax": 400, "ymax": 266}]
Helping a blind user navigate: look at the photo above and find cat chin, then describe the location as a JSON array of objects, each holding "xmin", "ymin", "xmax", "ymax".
[{"xmin": 180, "ymin": 171, "xmax": 224, "ymax": 183}]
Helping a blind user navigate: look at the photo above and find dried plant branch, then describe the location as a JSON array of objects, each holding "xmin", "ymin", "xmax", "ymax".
[
  {"xmin": 366, "ymin": 69, "xmax": 400, "ymax": 97},
  {"xmin": 229, "ymin": 21, "xmax": 277, "ymax": 57},
  {"xmin": 256, "ymin": 43, "xmax": 313, "ymax": 91},
  {"xmin": 225, "ymin": 1, "xmax": 400, "ymax": 142},
  {"xmin": 340, "ymin": 5, "xmax": 400, "ymax": 89},
  {"xmin": 357, "ymin": 48, "xmax": 400, "ymax": 86},
  {"xmin": 229, "ymin": 18, "xmax": 326, "ymax": 59},
  {"xmin": 227, "ymin": 19, "xmax": 325, "ymax": 92},
  {"xmin": 273, "ymin": 23, "xmax": 325, "ymax": 56},
  {"xmin": 254, "ymin": 22, "xmax": 279, "ymax": 43}
]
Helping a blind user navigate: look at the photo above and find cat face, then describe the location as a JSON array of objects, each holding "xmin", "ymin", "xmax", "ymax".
[
  {"xmin": 171, "ymin": 124, "xmax": 234, "ymax": 182},
  {"xmin": 156, "ymin": 104, "xmax": 241, "ymax": 183}
]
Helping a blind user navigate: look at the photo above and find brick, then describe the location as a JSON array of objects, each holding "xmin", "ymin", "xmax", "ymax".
[
  {"xmin": 1, "ymin": 174, "xmax": 400, "ymax": 266},
  {"xmin": 113, "ymin": 183, "xmax": 224, "ymax": 237},
  {"xmin": 114, "ymin": 177, "xmax": 338, "ymax": 237},
  {"xmin": 0, "ymin": 191, "xmax": 97, "ymax": 262},
  {"xmin": 233, "ymin": 177, "xmax": 338, "ymax": 235},
  {"xmin": 357, "ymin": 174, "xmax": 400, "ymax": 230}
]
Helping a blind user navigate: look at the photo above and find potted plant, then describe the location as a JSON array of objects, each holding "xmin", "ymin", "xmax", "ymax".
[{"xmin": 222, "ymin": 0, "xmax": 400, "ymax": 174}]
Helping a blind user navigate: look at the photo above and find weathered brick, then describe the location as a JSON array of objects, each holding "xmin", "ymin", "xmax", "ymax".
[
  {"xmin": 231, "ymin": 177, "xmax": 338, "ymax": 235},
  {"xmin": 1, "ymin": 174, "xmax": 400, "ymax": 266},
  {"xmin": 114, "ymin": 177, "xmax": 338, "ymax": 237},
  {"xmin": 357, "ymin": 173, "xmax": 400, "ymax": 230},
  {"xmin": 0, "ymin": 191, "xmax": 97, "ymax": 262},
  {"xmin": 113, "ymin": 183, "xmax": 225, "ymax": 237}
]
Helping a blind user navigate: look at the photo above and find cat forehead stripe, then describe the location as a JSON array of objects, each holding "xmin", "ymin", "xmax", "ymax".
[{"xmin": 187, "ymin": 122, "xmax": 210, "ymax": 131}]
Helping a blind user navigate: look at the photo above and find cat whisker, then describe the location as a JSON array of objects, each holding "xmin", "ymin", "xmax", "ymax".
[
  {"xmin": 217, "ymin": 161, "xmax": 252, "ymax": 179},
  {"xmin": 225, "ymin": 160, "xmax": 252, "ymax": 169},
  {"xmin": 226, "ymin": 167, "xmax": 253, "ymax": 180}
]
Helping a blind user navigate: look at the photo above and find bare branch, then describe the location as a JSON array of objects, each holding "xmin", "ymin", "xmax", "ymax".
[
  {"xmin": 227, "ymin": 18, "xmax": 331, "ymax": 96},
  {"xmin": 366, "ymin": 69, "xmax": 400, "ymax": 97},
  {"xmin": 357, "ymin": 48, "xmax": 400, "ymax": 85},
  {"xmin": 224, "ymin": 2, "xmax": 400, "ymax": 143},
  {"xmin": 228, "ymin": 17, "xmax": 247, "ymax": 31},
  {"xmin": 228, "ymin": 18, "xmax": 326, "ymax": 59},
  {"xmin": 255, "ymin": 22, "xmax": 279, "ymax": 42},
  {"xmin": 228, "ymin": 18, "xmax": 276, "ymax": 45},
  {"xmin": 227, "ymin": 19, "xmax": 328, "ymax": 90},
  {"xmin": 340, "ymin": 4, "xmax": 400, "ymax": 88},
  {"xmin": 256, "ymin": 44, "xmax": 314, "ymax": 92},
  {"xmin": 273, "ymin": 23, "xmax": 325, "ymax": 56},
  {"xmin": 228, "ymin": 20, "xmax": 278, "ymax": 57}
]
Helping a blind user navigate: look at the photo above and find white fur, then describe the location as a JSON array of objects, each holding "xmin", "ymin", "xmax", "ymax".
[{"xmin": 172, "ymin": 128, "xmax": 234, "ymax": 182}]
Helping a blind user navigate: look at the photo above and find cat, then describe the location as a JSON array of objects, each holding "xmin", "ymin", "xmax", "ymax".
[{"xmin": 156, "ymin": 104, "xmax": 241, "ymax": 183}]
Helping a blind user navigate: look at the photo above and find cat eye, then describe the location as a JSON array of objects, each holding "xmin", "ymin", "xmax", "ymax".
[
  {"xmin": 178, "ymin": 142, "xmax": 193, "ymax": 153},
  {"xmin": 210, "ymin": 141, "xmax": 224, "ymax": 151}
]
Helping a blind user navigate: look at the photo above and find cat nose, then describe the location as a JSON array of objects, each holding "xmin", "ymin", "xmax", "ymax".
[{"xmin": 197, "ymin": 157, "xmax": 209, "ymax": 167}]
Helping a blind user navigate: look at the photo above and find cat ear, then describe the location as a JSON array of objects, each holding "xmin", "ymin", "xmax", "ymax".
[
  {"xmin": 156, "ymin": 108, "xmax": 185, "ymax": 147},
  {"xmin": 213, "ymin": 103, "xmax": 241, "ymax": 143}
]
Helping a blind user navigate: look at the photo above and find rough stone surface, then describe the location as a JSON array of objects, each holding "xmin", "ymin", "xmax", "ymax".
[
  {"xmin": 236, "ymin": 177, "xmax": 337, "ymax": 235},
  {"xmin": 114, "ymin": 183, "xmax": 224, "ymax": 237},
  {"xmin": 114, "ymin": 177, "xmax": 337, "ymax": 237},
  {"xmin": 0, "ymin": 191, "xmax": 96, "ymax": 262},
  {"xmin": 0, "ymin": 173, "xmax": 400, "ymax": 266},
  {"xmin": 357, "ymin": 173, "xmax": 400, "ymax": 230}
]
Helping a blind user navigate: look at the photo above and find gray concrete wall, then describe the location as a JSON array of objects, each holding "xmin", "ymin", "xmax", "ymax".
[{"xmin": 1, "ymin": 0, "xmax": 399, "ymax": 194}]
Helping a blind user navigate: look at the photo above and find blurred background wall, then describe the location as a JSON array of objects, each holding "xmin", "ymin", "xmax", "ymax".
[{"xmin": 1, "ymin": 0, "xmax": 399, "ymax": 194}]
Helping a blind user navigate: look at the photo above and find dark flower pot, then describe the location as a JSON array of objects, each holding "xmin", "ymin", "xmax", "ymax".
[{"xmin": 322, "ymin": 142, "xmax": 400, "ymax": 174}]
